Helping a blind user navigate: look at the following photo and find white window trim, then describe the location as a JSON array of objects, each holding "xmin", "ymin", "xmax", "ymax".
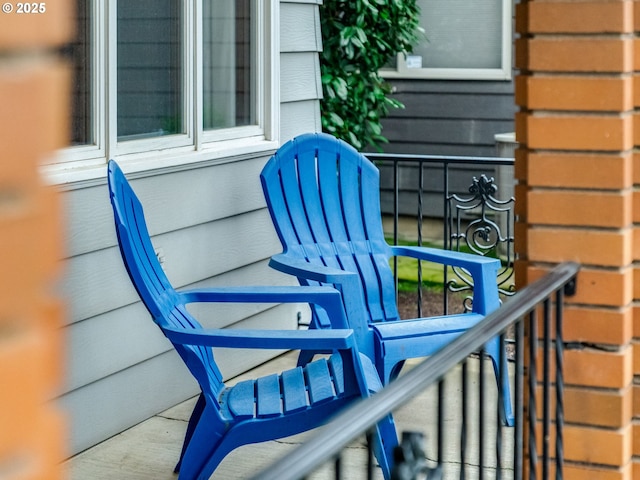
[
  {"xmin": 44, "ymin": 0, "xmax": 280, "ymax": 187},
  {"xmin": 381, "ymin": 0, "xmax": 512, "ymax": 82}
]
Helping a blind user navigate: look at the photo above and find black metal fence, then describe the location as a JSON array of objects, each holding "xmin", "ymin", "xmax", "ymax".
[
  {"xmin": 368, "ymin": 153, "xmax": 516, "ymax": 315},
  {"xmin": 252, "ymin": 262, "xmax": 579, "ymax": 480}
]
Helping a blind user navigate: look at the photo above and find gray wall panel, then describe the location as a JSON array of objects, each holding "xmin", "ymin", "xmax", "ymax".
[
  {"xmin": 281, "ymin": 100, "xmax": 322, "ymax": 142},
  {"xmin": 281, "ymin": 3, "xmax": 321, "ymax": 53},
  {"xmin": 280, "ymin": 52, "xmax": 322, "ymax": 103},
  {"xmin": 380, "ymin": 79, "xmax": 515, "ymax": 157}
]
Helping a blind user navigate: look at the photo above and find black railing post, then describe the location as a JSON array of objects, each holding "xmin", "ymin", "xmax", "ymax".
[
  {"xmin": 334, "ymin": 453, "xmax": 342, "ymax": 479},
  {"xmin": 393, "ymin": 161, "xmax": 399, "ymax": 298},
  {"xmin": 417, "ymin": 161, "xmax": 424, "ymax": 317},
  {"xmin": 543, "ymin": 299, "xmax": 552, "ymax": 479},
  {"xmin": 461, "ymin": 359, "xmax": 468, "ymax": 480},
  {"xmin": 443, "ymin": 161, "xmax": 450, "ymax": 315},
  {"xmin": 555, "ymin": 285, "xmax": 568, "ymax": 479},
  {"xmin": 437, "ymin": 378, "xmax": 444, "ymax": 468},
  {"xmin": 496, "ymin": 334, "xmax": 506, "ymax": 480},
  {"xmin": 528, "ymin": 309, "xmax": 538, "ymax": 480},
  {"xmin": 479, "ymin": 346, "xmax": 486, "ymax": 480},
  {"xmin": 515, "ymin": 318, "xmax": 525, "ymax": 479}
]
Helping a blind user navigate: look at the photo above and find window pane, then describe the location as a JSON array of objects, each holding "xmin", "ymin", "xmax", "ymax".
[
  {"xmin": 203, "ymin": 0, "xmax": 254, "ymax": 130},
  {"xmin": 415, "ymin": 0, "xmax": 502, "ymax": 69},
  {"xmin": 67, "ymin": 0, "xmax": 92, "ymax": 145},
  {"xmin": 117, "ymin": 0, "xmax": 182, "ymax": 140}
]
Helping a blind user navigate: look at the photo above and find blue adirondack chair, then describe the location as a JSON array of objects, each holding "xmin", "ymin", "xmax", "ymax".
[
  {"xmin": 260, "ymin": 133, "xmax": 514, "ymax": 426},
  {"xmin": 107, "ymin": 160, "xmax": 398, "ymax": 479}
]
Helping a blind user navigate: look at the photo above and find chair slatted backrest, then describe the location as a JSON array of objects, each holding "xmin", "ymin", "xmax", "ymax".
[
  {"xmin": 108, "ymin": 161, "xmax": 225, "ymax": 400},
  {"xmin": 261, "ymin": 133, "xmax": 400, "ymax": 324}
]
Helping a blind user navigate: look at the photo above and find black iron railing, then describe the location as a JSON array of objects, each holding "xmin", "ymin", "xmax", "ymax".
[
  {"xmin": 367, "ymin": 153, "xmax": 516, "ymax": 314},
  {"xmin": 252, "ymin": 262, "xmax": 579, "ymax": 480}
]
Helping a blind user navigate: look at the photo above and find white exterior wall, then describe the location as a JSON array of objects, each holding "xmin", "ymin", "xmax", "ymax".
[{"xmin": 60, "ymin": 0, "xmax": 323, "ymax": 456}]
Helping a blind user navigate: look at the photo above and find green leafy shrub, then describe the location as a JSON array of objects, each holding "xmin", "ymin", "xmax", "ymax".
[{"xmin": 319, "ymin": 0, "xmax": 422, "ymax": 150}]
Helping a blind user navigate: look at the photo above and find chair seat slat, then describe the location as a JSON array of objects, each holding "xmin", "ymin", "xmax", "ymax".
[
  {"xmin": 305, "ymin": 358, "xmax": 335, "ymax": 405},
  {"xmin": 327, "ymin": 353, "xmax": 345, "ymax": 396},
  {"xmin": 281, "ymin": 367, "xmax": 309, "ymax": 413},
  {"xmin": 227, "ymin": 380, "xmax": 256, "ymax": 419},
  {"xmin": 256, "ymin": 374, "xmax": 282, "ymax": 418}
]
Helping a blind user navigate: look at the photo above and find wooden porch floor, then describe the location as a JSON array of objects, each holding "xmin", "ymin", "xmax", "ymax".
[{"xmin": 65, "ymin": 351, "xmax": 514, "ymax": 479}]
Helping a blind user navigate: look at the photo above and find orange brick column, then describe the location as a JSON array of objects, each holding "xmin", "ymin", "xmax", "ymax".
[
  {"xmin": 515, "ymin": 1, "xmax": 635, "ymax": 478},
  {"xmin": 0, "ymin": 3, "xmax": 72, "ymax": 479}
]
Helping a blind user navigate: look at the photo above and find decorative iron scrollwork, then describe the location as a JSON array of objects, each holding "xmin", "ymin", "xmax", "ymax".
[{"xmin": 447, "ymin": 174, "xmax": 515, "ymax": 311}]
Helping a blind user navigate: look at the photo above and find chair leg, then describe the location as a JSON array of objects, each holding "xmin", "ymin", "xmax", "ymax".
[
  {"xmin": 369, "ymin": 414, "xmax": 398, "ymax": 480},
  {"xmin": 174, "ymin": 392, "xmax": 207, "ymax": 473},
  {"xmin": 296, "ymin": 350, "xmax": 316, "ymax": 368},
  {"xmin": 385, "ymin": 360, "xmax": 406, "ymax": 384},
  {"xmin": 485, "ymin": 338, "xmax": 514, "ymax": 427}
]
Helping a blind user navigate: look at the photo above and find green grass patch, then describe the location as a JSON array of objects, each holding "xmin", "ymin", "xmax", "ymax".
[
  {"xmin": 389, "ymin": 238, "xmax": 453, "ymax": 292},
  {"xmin": 394, "ymin": 258, "xmax": 452, "ymax": 292}
]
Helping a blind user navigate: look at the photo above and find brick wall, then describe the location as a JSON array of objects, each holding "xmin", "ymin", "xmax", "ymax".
[
  {"xmin": 515, "ymin": 1, "xmax": 636, "ymax": 478},
  {"xmin": 0, "ymin": 2, "xmax": 72, "ymax": 478}
]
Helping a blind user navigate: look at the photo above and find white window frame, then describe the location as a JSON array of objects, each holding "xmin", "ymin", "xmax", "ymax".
[
  {"xmin": 381, "ymin": 0, "xmax": 512, "ymax": 82},
  {"xmin": 45, "ymin": 0, "xmax": 279, "ymax": 185}
]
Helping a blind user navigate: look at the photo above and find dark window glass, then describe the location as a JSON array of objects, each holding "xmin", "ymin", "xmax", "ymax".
[{"xmin": 117, "ymin": 0, "xmax": 182, "ymax": 140}]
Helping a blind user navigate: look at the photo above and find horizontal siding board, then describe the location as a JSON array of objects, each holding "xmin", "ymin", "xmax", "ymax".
[
  {"xmin": 60, "ymin": 350, "xmax": 199, "ymax": 456},
  {"xmin": 65, "ymin": 261, "xmax": 298, "ymax": 391},
  {"xmin": 388, "ymin": 79, "xmax": 515, "ymax": 95},
  {"xmin": 63, "ymin": 247, "xmax": 139, "ymax": 325},
  {"xmin": 64, "ymin": 157, "xmax": 271, "ymax": 257},
  {"xmin": 281, "ymin": 3, "xmax": 321, "ymax": 53},
  {"xmin": 389, "ymin": 93, "xmax": 516, "ymax": 120},
  {"xmin": 65, "ymin": 297, "xmax": 299, "ymax": 396},
  {"xmin": 150, "ymin": 209, "xmax": 281, "ymax": 287},
  {"xmin": 280, "ymin": 52, "xmax": 322, "ymax": 103},
  {"xmin": 280, "ymin": 100, "xmax": 321, "ymax": 141},
  {"xmin": 383, "ymin": 118, "xmax": 514, "ymax": 147},
  {"xmin": 64, "ymin": 302, "xmax": 172, "ymax": 393},
  {"xmin": 375, "ymin": 142, "xmax": 502, "ymax": 157},
  {"xmin": 64, "ymin": 210, "xmax": 280, "ymax": 324}
]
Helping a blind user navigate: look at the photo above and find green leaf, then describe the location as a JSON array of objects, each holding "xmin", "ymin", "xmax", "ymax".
[
  {"xmin": 329, "ymin": 112, "xmax": 345, "ymax": 127},
  {"xmin": 348, "ymin": 131, "xmax": 362, "ymax": 150},
  {"xmin": 333, "ymin": 78, "xmax": 348, "ymax": 100},
  {"xmin": 319, "ymin": 0, "xmax": 421, "ymax": 150}
]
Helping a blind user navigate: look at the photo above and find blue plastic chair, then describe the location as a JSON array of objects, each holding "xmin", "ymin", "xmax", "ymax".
[
  {"xmin": 107, "ymin": 160, "xmax": 398, "ymax": 479},
  {"xmin": 260, "ymin": 133, "xmax": 514, "ymax": 425}
]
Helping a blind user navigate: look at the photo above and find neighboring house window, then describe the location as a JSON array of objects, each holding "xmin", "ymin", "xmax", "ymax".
[
  {"xmin": 56, "ymin": 0, "xmax": 277, "ymax": 177},
  {"xmin": 382, "ymin": 0, "xmax": 512, "ymax": 81}
]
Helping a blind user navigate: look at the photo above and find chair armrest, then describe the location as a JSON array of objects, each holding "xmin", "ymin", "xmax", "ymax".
[
  {"xmin": 390, "ymin": 245, "xmax": 500, "ymax": 270},
  {"xmin": 268, "ymin": 254, "xmax": 370, "ymax": 335},
  {"xmin": 268, "ymin": 254, "xmax": 360, "ymax": 285},
  {"xmin": 390, "ymin": 245, "xmax": 501, "ymax": 314},
  {"xmin": 163, "ymin": 326, "xmax": 356, "ymax": 350},
  {"xmin": 177, "ymin": 285, "xmax": 349, "ymax": 329},
  {"xmin": 268, "ymin": 253, "xmax": 364, "ymax": 304}
]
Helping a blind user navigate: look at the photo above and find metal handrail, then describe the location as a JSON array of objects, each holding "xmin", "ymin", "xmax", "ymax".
[{"xmin": 252, "ymin": 262, "xmax": 579, "ymax": 480}]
